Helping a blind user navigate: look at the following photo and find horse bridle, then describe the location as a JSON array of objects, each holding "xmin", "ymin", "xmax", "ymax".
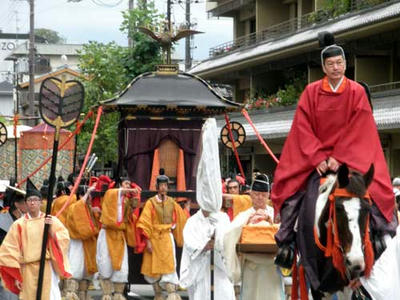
[{"xmin": 314, "ymin": 185, "xmax": 373, "ymax": 298}]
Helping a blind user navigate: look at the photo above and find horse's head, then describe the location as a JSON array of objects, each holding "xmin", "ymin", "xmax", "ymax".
[{"xmin": 315, "ymin": 164, "xmax": 374, "ymax": 280}]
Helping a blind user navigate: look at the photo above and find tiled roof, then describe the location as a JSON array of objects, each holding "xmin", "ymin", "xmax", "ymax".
[
  {"xmin": 218, "ymin": 93, "xmax": 400, "ymax": 141},
  {"xmin": 7, "ymin": 43, "xmax": 83, "ymax": 57}
]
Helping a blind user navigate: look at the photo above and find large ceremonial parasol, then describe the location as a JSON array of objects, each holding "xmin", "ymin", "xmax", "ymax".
[
  {"xmin": 36, "ymin": 76, "xmax": 84, "ymax": 300},
  {"xmin": 0, "ymin": 121, "xmax": 8, "ymax": 146},
  {"xmin": 196, "ymin": 118, "xmax": 223, "ymax": 300}
]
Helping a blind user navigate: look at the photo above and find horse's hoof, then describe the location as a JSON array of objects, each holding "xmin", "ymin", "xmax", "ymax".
[{"xmin": 274, "ymin": 244, "xmax": 295, "ymax": 269}]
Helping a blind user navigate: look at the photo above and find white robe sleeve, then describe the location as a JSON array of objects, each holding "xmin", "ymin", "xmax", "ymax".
[
  {"xmin": 223, "ymin": 208, "xmax": 253, "ymax": 284},
  {"xmin": 180, "ymin": 212, "xmax": 213, "ymax": 288},
  {"xmin": 360, "ymin": 226, "xmax": 400, "ymax": 299}
]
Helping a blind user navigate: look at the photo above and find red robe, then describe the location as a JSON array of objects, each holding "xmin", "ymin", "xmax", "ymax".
[{"xmin": 271, "ymin": 77, "xmax": 394, "ymax": 222}]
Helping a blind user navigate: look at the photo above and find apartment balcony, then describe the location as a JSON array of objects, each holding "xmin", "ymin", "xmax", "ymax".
[
  {"xmin": 191, "ymin": 0, "xmax": 400, "ymax": 77},
  {"xmin": 209, "ymin": 0, "xmax": 398, "ymax": 57},
  {"xmin": 208, "ymin": 0, "xmax": 254, "ymax": 18}
]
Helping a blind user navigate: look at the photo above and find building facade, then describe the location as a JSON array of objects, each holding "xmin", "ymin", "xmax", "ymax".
[{"xmin": 192, "ymin": 0, "xmax": 400, "ymax": 180}]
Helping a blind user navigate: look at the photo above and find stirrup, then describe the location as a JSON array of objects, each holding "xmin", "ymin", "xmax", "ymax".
[{"xmin": 274, "ymin": 244, "xmax": 295, "ymax": 269}]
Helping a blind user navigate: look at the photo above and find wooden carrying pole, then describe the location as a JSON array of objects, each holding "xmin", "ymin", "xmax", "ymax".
[{"xmin": 36, "ymin": 76, "xmax": 83, "ymax": 300}]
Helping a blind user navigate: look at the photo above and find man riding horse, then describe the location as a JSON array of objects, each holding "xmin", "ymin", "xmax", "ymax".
[{"xmin": 272, "ymin": 32, "xmax": 398, "ymax": 294}]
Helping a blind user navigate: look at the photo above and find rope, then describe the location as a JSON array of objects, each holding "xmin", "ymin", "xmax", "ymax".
[
  {"xmin": 56, "ymin": 106, "xmax": 103, "ymax": 218},
  {"xmin": 241, "ymin": 109, "xmax": 280, "ymax": 164},
  {"xmin": 17, "ymin": 110, "xmax": 94, "ymax": 187},
  {"xmin": 224, "ymin": 113, "xmax": 246, "ymax": 180},
  {"xmin": 13, "ymin": 114, "xmax": 19, "ymax": 139}
]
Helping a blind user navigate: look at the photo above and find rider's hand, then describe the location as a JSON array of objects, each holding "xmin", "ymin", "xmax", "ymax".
[
  {"xmin": 316, "ymin": 160, "xmax": 328, "ymax": 175},
  {"xmin": 327, "ymin": 157, "xmax": 340, "ymax": 172},
  {"xmin": 348, "ymin": 279, "xmax": 361, "ymax": 290}
]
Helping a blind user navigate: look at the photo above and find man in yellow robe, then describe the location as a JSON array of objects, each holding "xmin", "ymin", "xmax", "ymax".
[
  {"xmin": 137, "ymin": 173, "xmax": 187, "ymax": 300},
  {"xmin": 51, "ymin": 179, "xmax": 76, "ymax": 227},
  {"xmin": 222, "ymin": 179, "xmax": 252, "ymax": 221},
  {"xmin": 96, "ymin": 179, "xmax": 140, "ymax": 300},
  {"xmin": 0, "ymin": 181, "xmax": 71, "ymax": 300},
  {"xmin": 65, "ymin": 185, "xmax": 100, "ymax": 299}
]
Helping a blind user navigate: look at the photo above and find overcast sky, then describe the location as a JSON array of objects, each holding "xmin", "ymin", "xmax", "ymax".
[{"xmin": 0, "ymin": 0, "xmax": 232, "ymax": 60}]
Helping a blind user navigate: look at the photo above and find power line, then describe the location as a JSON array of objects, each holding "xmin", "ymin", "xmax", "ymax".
[{"xmin": 91, "ymin": 0, "xmax": 124, "ymax": 7}]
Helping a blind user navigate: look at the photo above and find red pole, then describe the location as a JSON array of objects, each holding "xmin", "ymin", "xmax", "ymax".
[{"xmin": 242, "ymin": 109, "xmax": 280, "ymax": 164}]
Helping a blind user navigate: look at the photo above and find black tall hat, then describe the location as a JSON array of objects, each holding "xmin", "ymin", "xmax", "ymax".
[
  {"xmin": 4, "ymin": 185, "xmax": 26, "ymax": 207},
  {"xmin": 251, "ymin": 174, "xmax": 270, "ymax": 192},
  {"xmin": 25, "ymin": 178, "xmax": 42, "ymax": 200},
  {"xmin": 318, "ymin": 31, "xmax": 345, "ymax": 64},
  {"xmin": 156, "ymin": 168, "xmax": 169, "ymax": 186}
]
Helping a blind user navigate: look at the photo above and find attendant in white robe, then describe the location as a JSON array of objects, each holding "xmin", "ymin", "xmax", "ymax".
[
  {"xmin": 224, "ymin": 174, "xmax": 285, "ymax": 300},
  {"xmin": 180, "ymin": 210, "xmax": 235, "ymax": 300},
  {"xmin": 181, "ymin": 118, "xmax": 235, "ymax": 300},
  {"xmin": 346, "ymin": 225, "xmax": 400, "ymax": 299}
]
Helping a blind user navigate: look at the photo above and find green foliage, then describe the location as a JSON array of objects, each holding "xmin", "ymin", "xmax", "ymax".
[
  {"xmin": 307, "ymin": 0, "xmax": 386, "ymax": 23},
  {"xmin": 35, "ymin": 28, "xmax": 66, "ymax": 44},
  {"xmin": 322, "ymin": 0, "xmax": 351, "ymax": 17},
  {"xmin": 247, "ymin": 71, "xmax": 307, "ymax": 110},
  {"xmin": 120, "ymin": 0, "xmax": 164, "ymax": 33},
  {"xmin": 0, "ymin": 116, "xmax": 8, "ymax": 125},
  {"xmin": 276, "ymin": 79, "xmax": 305, "ymax": 106},
  {"xmin": 76, "ymin": 0, "xmax": 162, "ymax": 165}
]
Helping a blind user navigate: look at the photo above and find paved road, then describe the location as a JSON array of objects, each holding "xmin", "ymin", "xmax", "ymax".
[{"xmin": 88, "ymin": 284, "xmax": 188, "ymax": 299}]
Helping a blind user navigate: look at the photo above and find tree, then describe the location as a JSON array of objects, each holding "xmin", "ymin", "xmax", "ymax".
[
  {"xmin": 35, "ymin": 28, "xmax": 66, "ymax": 44},
  {"xmin": 76, "ymin": 0, "xmax": 163, "ymax": 167},
  {"xmin": 120, "ymin": 0, "xmax": 164, "ymax": 78}
]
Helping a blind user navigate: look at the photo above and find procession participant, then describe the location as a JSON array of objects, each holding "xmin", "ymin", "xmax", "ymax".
[
  {"xmin": 222, "ymin": 178, "xmax": 252, "ymax": 221},
  {"xmin": 119, "ymin": 176, "xmax": 142, "ymax": 298},
  {"xmin": 272, "ymin": 34, "xmax": 398, "ymax": 269},
  {"xmin": 180, "ymin": 197, "xmax": 234, "ymax": 300},
  {"xmin": 0, "ymin": 187, "xmax": 27, "ymax": 244},
  {"xmin": 224, "ymin": 174, "xmax": 284, "ymax": 300},
  {"xmin": 96, "ymin": 177, "xmax": 138, "ymax": 300},
  {"xmin": 137, "ymin": 172, "xmax": 187, "ymax": 300},
  {"xmin": 393, "ymin": 177, "xmax": 400, "ymax": 207},
  {"xmin": 0, "ymin": 187, "xmax": 27, "ymax": 300},
  {"xmin": 64, "ymin": 185, "xmax": 100, "ymax": 300},
  {"xmin": 51, "ymin": 178, "xmax": 76, "ymax": 227},
  {"xmin": 0, "ymin": 180, "xmax": 71, "ymax": 300},
  {"xmin": 344, "ymin": 225, "xmax": 400, "ymax": 299}
]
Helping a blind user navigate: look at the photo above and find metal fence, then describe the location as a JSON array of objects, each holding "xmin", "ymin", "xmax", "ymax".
[{"xmin": 209, "ymin": 0, "xmax": 398, "ymax": 57}]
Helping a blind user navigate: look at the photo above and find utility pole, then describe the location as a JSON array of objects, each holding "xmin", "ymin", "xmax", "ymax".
[
  {"xmin": 28, "ymin": 0, "xmax": 35, "ymax": 125},
  {"xmin": 128, "ymin": 0, "xmax": 134, "ymax": 47},
  {"xmin": 185, "ymin": 0, "xmax": 192, "ymax": 71}
]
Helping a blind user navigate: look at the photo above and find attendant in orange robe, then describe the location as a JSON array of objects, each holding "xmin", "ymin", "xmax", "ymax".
[
  {"xmin": 51, "ymin": 179, "xmax": 75, "ymax": 227},
  {"xmin": 96, "ymin": 179, "xmax": 140, "ymax": 300},
  {"xmin": 65, "ymin": 185, "xmax": 100, "ymax": 299},
  {"xmin": 137, "ymin": 173, "xmax": 187, "ymax": 300},
  {"xmin": 222, "ymin": 179, "xmax": 252, "ymax": 221}
]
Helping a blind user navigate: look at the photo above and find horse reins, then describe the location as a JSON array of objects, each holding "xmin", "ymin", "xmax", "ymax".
[{"xmin": 313, "ymin": 184, "xmax": 374, "ymax": 280}]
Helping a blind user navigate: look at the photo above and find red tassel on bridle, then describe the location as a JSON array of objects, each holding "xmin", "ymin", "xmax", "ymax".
[{"xmin": 314, "ymin": 188, "xmax": 374, "ymax": 280}]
